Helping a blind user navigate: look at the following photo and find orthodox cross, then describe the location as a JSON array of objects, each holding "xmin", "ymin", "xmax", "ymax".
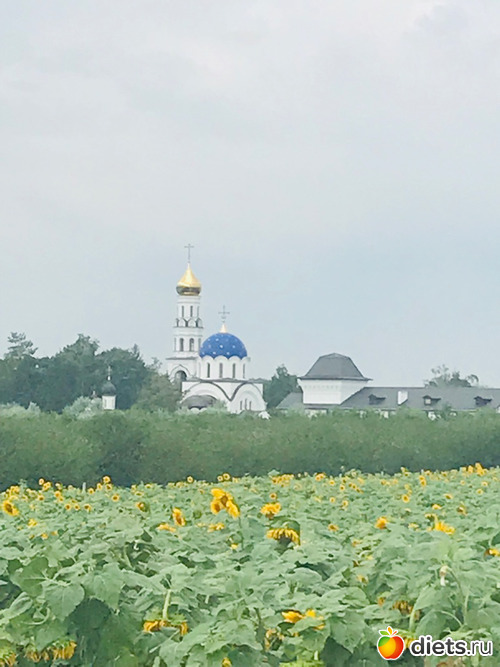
[
  {"xmin": 219, "ymin": 305, "xmax": 230, "ymax": 323},
  {"xmin": 184, "ymin": 243, "xmax": 194, "ymax": 263},
  {"xmin": 107, "ymin": 365, "xmax": 112, "ymax": 381}
]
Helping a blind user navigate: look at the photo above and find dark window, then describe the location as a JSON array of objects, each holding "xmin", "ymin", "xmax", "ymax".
[
  {"xmin": 175, "ymin": 370, "xmax": 187, "ymax": 384},
  {"xmin": 189, "ymin": 338, "xmax": 194, "ymax": 351},
  {"xmin": 232, "ymin": 363, "xmax": 236, "ymax": 378},
  {"xmin": 368, "ymin": 394, "xmax": 385, "ymax": 405},
  {"xmin": 475, "ymin": 396, "xmax": 492, "ymax": 407},
  {"xmin": 207, "ymin": 363, "xmax": 210, "ymax": 378},
  {"xmin": 423, "ymin": 395, "xmax": 441, "ymax": 406},
  {"xmin": 179, "ymin": 338, "xmax": 184, "ymax": 351},
  {"xmin": 219, "ymin": 363, "xmax": 223, "ymax": 379}
]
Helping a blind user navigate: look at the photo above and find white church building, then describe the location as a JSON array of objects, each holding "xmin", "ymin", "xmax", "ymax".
[{"xmin": 165, "ymin": 257, "xmax": 266, "ymax": 414}]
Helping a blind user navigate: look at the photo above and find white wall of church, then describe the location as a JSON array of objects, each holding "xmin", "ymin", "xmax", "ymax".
[
  {"xmin": 198, "ymin": 355, "xmax": 249, "ymax": 381},
  {"xmin": 230, "ymin": 384, "xmax": 266, "ymax": 413},
  {"xmin": 181, "ymin": 379, "xmax": 265, "ymax": 414},
  {"xmin": 298, "ymin": 378, "xmax": 368, "ymax": 405}
]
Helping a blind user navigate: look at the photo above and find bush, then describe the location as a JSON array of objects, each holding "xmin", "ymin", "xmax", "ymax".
[{"xmin": 1, "ymin": 409, "xmax": 500, "ymax": 489}]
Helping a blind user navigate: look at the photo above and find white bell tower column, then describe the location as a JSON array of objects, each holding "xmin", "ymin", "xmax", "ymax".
[{"xmin": 165, "ymin": 244, "xmax": 204, "ymax": 383}]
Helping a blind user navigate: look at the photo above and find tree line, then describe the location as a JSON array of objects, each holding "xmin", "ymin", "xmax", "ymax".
[{"xmin": 0, "ymin": 332, "xmax": 180, "ymax": 412}]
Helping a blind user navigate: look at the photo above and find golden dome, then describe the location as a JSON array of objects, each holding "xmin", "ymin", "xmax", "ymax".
[{"xmin": 176, "ymin": 263, "xmax": 201, "ymax": 296}]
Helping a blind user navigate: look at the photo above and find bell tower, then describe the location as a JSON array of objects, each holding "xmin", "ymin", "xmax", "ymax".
[{"xmin": 165, "ymin": 245, "xmax": 204, "ymax": 383}]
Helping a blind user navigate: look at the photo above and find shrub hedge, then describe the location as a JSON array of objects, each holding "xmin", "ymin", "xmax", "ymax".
[{"xmin": 1, "ymin": 409, "xmax": 500, "ymax": 490}]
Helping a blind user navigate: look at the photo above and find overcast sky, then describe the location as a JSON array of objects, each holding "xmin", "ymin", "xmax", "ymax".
[{"xmin": 1, "ymin": 0, "xmax": 500, "ymax": 386}]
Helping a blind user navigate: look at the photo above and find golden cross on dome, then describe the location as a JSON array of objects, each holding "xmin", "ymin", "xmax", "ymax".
[
  {"xmin": 184, "ymin": 243, "xmax": 194, "ymax": 263},
  {"xmin": 106, "ymin": 365, "xmax": 112, "ymax": 381}
]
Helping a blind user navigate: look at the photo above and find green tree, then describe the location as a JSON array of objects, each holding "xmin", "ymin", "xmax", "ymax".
[
  {"xmin": 425, "ymin": 364, "xmax": 479, "ymax": 388},
  {"xmin": 4, "ymin": 332, "xmax": 38, "ymax": 360},
  {"xmin": 134, "ymin": 372, "xmax": 181, "ymax": 412},
  {"xmin": 31, "ymin": 335, "xmax": 100, "ymax": 412},
  {"xmin": 264, "ymin": 364, "xmax": 298, "ymax": 409},
  {"xmin": 0, "ymin": 333, "xmax": 40, "ymax": 406},
  {"xmin": 97, "ymin": 346, "xmax": 149, "ymax": 410}
]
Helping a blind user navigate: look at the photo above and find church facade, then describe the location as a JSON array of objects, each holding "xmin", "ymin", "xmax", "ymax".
[{"xmin": 165, "ymin": 259, "xmax": 266, "ymax": 414}]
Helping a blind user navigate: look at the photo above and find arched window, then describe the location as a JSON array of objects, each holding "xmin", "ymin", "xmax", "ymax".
[
  {"xmin": 240, "ymin": 400, "xmax": 243, "ymax": 410},
  {"xmin": 175, "ymin": 370, "xmax": 187, "ymax": 384},
  {"xmin": 207, "ymin": 363, "xmax": 211, "ymax": 378},
  {"xmin": 232, "ymin": 363, "xmax": 236, "ymax": 379},
  {"xmin": 190, "ymin": 306, "xmax": 193, "ymax": 317},
  {"xmin": 181, "ymin": 306, "xmax": 185, "ymax": 317},
  {"xmin": 189, "ymin": 338, "xmax": 194, "ymax": 351},
  {"xmin": 243, "ymin": 364, "xmax": 246, "ymax": 378},
  {"xmin": 249, "ymin": 400, "xmax": 252, "ymax": 409},
  {"xmin": 179, "ymin": 338, "xmax": 184, "ymax": 351},
  {"xmin": 219, "ymin": 363, "xmax": 223, "ymax": 379},
  {"xmin": 198, "ymin": 338, "xmax": 201, "ymax": 349}
]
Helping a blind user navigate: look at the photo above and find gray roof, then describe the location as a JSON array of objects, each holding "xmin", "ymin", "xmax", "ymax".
[
  {"xmin": 300, "ymin": 353, "xmax": 370, "ymax": 381},
  {"xmin": 276, "ymin": 390, "xmax": 303, "ymax": 410},
  {"xmin": 341, "ymin": 386, "xmax": 500, "ymax": 411},
  {"xmin": 182, "ymin": 394, "xmax": 217, "ymax": 409},
  {"xmin": 276, "ymin": 385, "xmax": 500, "ymax": 412}
]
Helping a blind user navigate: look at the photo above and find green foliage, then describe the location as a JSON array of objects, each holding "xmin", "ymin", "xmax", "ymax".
[
  {"xmin": 425, "ymin": 364, "xmax": 479, "ymax": 387},
  {"xmin": 0, "ymin": 333, "xmax": 150, "ymax": 412},
  {"xmin": 0, "ymin": 468, "xmax": 499, "ymax": 665},
  {"xmin": 264, "ymin": 365, "xmax": 299, "ymax": 410},
  {"xmin": 0, "ymin": 403, "xmax": 40, "ymax": 417},
  {"xmin": 4, "ymin": 332, "xmax": 38, "ymax": 360},
  {"xmin": 98, "ymin": 346, "xmax": 149, "ymax": 410},
  {"xmin": 1, "ymin": 410, "xmax": 500, "ymax": 490},
  {"xmin": 134, "ymin": 373, "xmax": 181, "ymax": 413},
  {"xmin": 63, "ymin": 396, "xmax": 102, "ymax": 419}
]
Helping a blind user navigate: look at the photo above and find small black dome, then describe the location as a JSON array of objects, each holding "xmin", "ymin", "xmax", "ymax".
[{"xmin": 101, "ymin": 380, "xmax": 116, "ymax": 396}]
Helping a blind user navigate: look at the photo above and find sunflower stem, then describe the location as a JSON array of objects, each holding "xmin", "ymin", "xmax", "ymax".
[{"xmin": 162, "ymin": 590, "xmax": 172, "ymax": 620}]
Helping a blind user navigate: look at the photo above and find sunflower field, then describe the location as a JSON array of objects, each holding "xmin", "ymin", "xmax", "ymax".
[{"xmin": 0, "ymin": 465, "xmax": 499, "ymax": 666}]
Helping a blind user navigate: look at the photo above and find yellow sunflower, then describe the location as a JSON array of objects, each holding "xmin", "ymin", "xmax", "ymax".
[{"xmin": 2, "ymin": 500, "xmax": 19, "ymax": 517}]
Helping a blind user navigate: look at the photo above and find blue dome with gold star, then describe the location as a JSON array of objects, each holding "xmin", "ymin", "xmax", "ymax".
[{"xmin": 199, "ymin": 331, "xmax": 247, "ymax": 359}]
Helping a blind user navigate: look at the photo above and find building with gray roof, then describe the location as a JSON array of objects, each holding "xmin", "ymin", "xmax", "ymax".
[{"xmin": 277, "ymin": 353, "xmax": 500, "ymax": 416}]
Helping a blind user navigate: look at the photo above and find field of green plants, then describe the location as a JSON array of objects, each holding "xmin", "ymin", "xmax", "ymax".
[{"xmin": 1, "ymin": 464, "xmax": 499, "ymax": 666}]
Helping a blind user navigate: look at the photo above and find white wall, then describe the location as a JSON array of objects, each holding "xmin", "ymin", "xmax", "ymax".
[
  {"xmin": 102, "ymin": 395, "xmax": 116, "ymax": 410},
  {"xmin": 230, "ymin": 383, "xmax": 266, "ymax": 413},
  {"xmin": 182, "ymin": 378, "xmax": 266, "ymax": 414},
  {"xmin": 166, "ymin": 292, "xmax": 204, "ymax": 379},
  {"xmin": 198, "ymin": 355, "xmax": 249, "ymax": 381},
  {"xmin": 298, "ymin": 378, "xmax": 368, "ymax": 405}
]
